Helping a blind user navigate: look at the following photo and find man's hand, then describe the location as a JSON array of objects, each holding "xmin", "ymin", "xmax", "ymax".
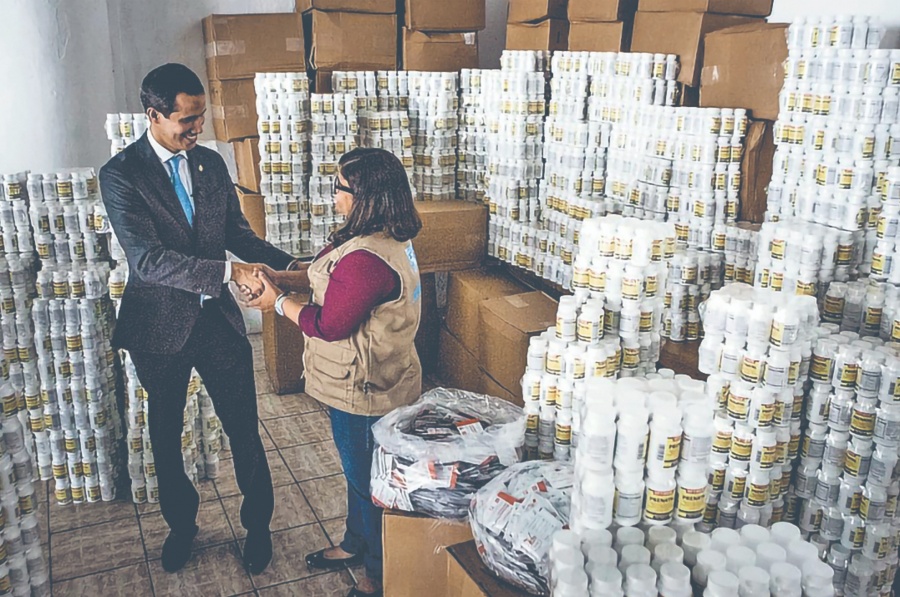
[
  {"xmin": 245, "ymin": 269, "xmax": 283, "ymax": 312},
  {"xmin": 231, "ymin": 262, "xmax": 266, "ymax": 299}
]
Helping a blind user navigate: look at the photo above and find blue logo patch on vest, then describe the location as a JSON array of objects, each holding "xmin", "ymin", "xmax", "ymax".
[{"xmin": 406, "ymin": 244, "xmax": 421, "ymax": 302}]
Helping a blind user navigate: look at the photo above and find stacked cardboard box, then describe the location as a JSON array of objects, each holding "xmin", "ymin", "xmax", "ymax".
[
  {"xmin": 297, "ymin": 0, "xmax": 398, "ymax": 92},
  {"xmin": 438, "ymin": 268, "xmax": 559, "ymax": 405},
  {"xmin": 402, "ymin": 0, "xmax": 484, "ymax": 71},
  {"xmin": 699, "ymin": 22, "xmax": 786, "ymax": 222},
  {"xmin": 567, "ymin": 0, "xmax": 637, "ymax": 52},
  {"xmin": 505, "ymin": 0, "xmax": 569, "ymax": 51},
  {"xmin": 630, "ymin": 0, "xmax": 770, "ymax": 97},
  {"xmin": 203, "ymin": 14, "xmax": 306, "ymax": 142},
  {"xmin": 203, "ymin": 13, "xmax": 307, "ymax": 212}
]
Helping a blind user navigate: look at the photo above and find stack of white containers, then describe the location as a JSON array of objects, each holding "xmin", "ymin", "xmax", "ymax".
[
  {"xmin": 333, "ymin": 71, "xmax": 414, "ymax": 186},
  {"xmin": 26, "ymin": 169, "xmax": 124, "ymax": 508},
  {"xmin": 308, "ymin": 92, "xmax": 355, "ymax": 254},
  {"xmin": 103, "ymin": 113, "xmax": 148, "ymax": 156},
  {"xmin": 256, "ymin": 73, "xmax": 314, "ymax": 257},
  {"xmin": 519, "ymin": 307, "xmax": 623, "ymax": 462},
  {"xmin": 0, "ymin": 174, "xmax": 50, "ymax": 597},
  {"xmin": 662, "ymin": 249, "xmax": 723, "ymax": 344},
  {"xmin": 408, "ymin": 72, "xmax": 458, "ymax": 201},
  {"xmin": 572, "ymin": 215, "xmax": 674, "ymax": 375},
  {"xmin": 484, "ymin": 50, "xmax": 548, "ymax": 273},
  {"xmin": 795, "ymin": 325, "xmax": 900, "ymax": 595},
  {"xmin": 458, "ymin": 68, "xmax": 490, "ymax": 202},
  {"xmin": 767, "ymin": 16, "xmax": 900, "ymax": 283},
  {"xmin": 698, "ymin": 284, "xmax": 821, "ymax": 533},
  {"xmin": 104, "ymin": 116, "xmax": 229, "ymax": 504},
  {"xmin": 570, "ymin": 374, "xmax": 714, "ymax": 537},
  {"xmin": 550, "ymin": 521, "xmax": 839, "ymax": 597}
]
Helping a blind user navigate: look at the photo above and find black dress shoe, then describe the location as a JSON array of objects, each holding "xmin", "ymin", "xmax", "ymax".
[
  {"xmin": 347, "ymin": 588, "xmax": 382, "ymax": 597},
  {"xmin": 306, "ymin": 548, "xmax": 364, "ymax": 570},
  {"xmin": 161, "ymin": 528, "xmax": 197, "ymax": 572},
  {"xmin": 243, "ymin": 530, "xmax": 273, "ymax": 574}
]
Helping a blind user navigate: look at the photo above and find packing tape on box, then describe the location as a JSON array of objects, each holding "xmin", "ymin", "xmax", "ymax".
[{"xmin": 205, "ymin": 40, "xmax": 246, "ymax": 58}]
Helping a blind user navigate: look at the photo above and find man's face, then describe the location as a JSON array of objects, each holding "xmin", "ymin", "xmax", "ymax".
[{"xmin": 148, "ymin": 93, "xmax": 206, "ymax": 152}]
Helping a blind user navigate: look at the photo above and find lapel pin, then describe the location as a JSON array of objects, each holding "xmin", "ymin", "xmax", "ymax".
[{"xmin": 198, "ymin": 164, "xmax": 204, "ymax": 172}]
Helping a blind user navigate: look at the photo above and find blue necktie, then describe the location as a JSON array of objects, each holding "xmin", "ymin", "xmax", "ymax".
[{"xmin": 166, "ymin": 155, "xmax": 194, "ymax": 228}]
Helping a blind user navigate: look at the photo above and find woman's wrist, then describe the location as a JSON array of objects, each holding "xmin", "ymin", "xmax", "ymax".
[{"xmin": 274, "ymin": 292, "xmax": 290, "ymax": 316}]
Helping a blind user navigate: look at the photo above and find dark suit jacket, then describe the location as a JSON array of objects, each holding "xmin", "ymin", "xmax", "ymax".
[{"xmin": 99, "ymin": 133, "xmax": 293, "ymax": 354}]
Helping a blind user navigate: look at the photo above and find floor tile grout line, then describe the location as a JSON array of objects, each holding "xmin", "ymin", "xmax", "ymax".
[{"xmin": 49, "ymin": 556, "xmax": 149, "ymax": 585}]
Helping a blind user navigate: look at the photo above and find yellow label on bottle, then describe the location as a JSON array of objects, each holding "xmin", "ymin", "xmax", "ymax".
[
  {"xmin": 844, "ymin": 451, "xmax": 863, "ymax": 477},
  {"xmin": 727, "ymin": 391, "xmax": 750, "ymax": 420},
  {"xmin": 731, "ymin": 436, "xmax": 753, "ymax": 461},
  {"xmin": 729, "ymin": 476, "xmax": 747, "ymax": 500},
  {"xmin": 555, "ymin": 424, "xmax": 572, "ymax": 445},
  {"xmin": 676, "ymin": 486, "xmax": 706, "ymax": 520},
  {"xmin": 740, "ymin": 357, "xmax": 762, "ymax": 383},
  {"xmin": 850, "ymin": 409, "xmax": 875, "ymax": 437},
  {"xmin": 644, "ymin": 487, "xmax": 676, "ymax": 521},
  {"xmin": 840, "ymin": 364, "xmax": 860, "ymax": 389},
  {"xmin": 709, "ymin": 467, "xmax": 726, "ymax": 491},
  {"xmin": 746, "ymin": 482, "xmax": 769, "ymax": 507},
  {"xmin": 623, "ymin": 347, "xmax": 640, "ymax": 368},
  {"xmin": 810, "ymin": 355, "xmax": 833, "ymax": 381}
]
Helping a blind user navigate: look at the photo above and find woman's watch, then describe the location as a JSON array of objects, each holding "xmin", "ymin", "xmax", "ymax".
[{"xmin": 274, "ymin": 293, "xmax": 289, "ymax": 316}]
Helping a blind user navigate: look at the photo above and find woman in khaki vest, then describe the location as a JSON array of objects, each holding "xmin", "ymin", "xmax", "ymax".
[{"xmin": 246, "ymin": 148, "xmax": 422, "ymax": 597}]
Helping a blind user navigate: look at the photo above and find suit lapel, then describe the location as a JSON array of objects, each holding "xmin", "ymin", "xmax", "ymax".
[
  {"xmin": 135, "ymin": 135, "xmax": 194, "ymax": 237},
  {"xmin": 187, "ymin": 147, "xmax": 206, "ymax": 236}
]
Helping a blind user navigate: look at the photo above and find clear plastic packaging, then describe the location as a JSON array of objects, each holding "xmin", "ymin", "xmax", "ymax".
[
  {"xmin": 470, "ymin": 460, "xmax": 573, "ymax": 594},
  {"xmin": 370, "ymin": 388, "xmax": 525, "ymax": 520}
]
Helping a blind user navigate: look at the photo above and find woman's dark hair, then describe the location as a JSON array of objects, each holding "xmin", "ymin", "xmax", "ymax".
[
  {"xmin": 330, "ymin": 148, "xmax": 422, "ymax": 247},
  {"xmin": 140, "ymin": 63, "xmax": 205, "ymax": 117}
]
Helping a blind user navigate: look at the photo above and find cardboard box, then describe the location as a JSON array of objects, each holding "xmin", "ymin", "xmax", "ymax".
[
  {"xmin": 416, "ymin": 273, "xmax": 439, "ymax": 376},
  {"xmin": 479, "ymin": 292, "xmax": 558, "ymax": 399},
  {"xmin": 507, "ymin": 0, "xmax": 568, "ymax": 23},
  {"xmin": 739, "ymin": 119, "xmax": 775, "ymax": 224},
  {"xmin": 203, "ymin": 13, "xmax": 305, "ymax": 81},
  {"xmin": 208, "ymin": 79, "xmax": 258, "ymax": 143},
  {"xmin": 568, "ymin": 20, "xmax": 629, "ymax": 52},
  {"xmin": 236, "ymin": 186, "xmax": 266, "ymax": 239},
  {"xmin": 413, "ymin": 202, "xmax": 487, "ymax": 274},
  {"xmin": 630, "ymin": 11, "xmax": 762, "ymax": 87},
  {"xmin": 233, "ymin": 137, "xmax": 261, "ymax": 193},
  {"xmin": 263, "ymin": 308, "xmax": 306, "ymax": 394},
  {"xmin": 383, "ymin": 510, "xmax": 473, "ymax": 597},
  {"xmin": 568, "ymin": 0, "xmax": 637, "ymax": 22},
  {"xmin": 307, "ymin": 10, "xmax": 398, "ymax": 70},
  {"xmin": 638, "ymin": 0, "xmax": 772, "ymax": 17},
  {"xmin": 700, "ymin": 23, "xmax": 788, "ymax": 121},
  {"xmin": 447, "ymin": 541, "xmax": 524, "ymax": 597},
  {"xmin": 659, "ymin": 340, "xmax": 705, "ymax": 379},
  {"xmin": 313, "ymin": 69, "xmax": 334, "ymax": 92},
  {"xmin": 480, "ymin": 371, "xmax": 521, "ymax": 406},
  {"xmin": 438, "ymin": 327, "xmax": 483, "ymax": 394},
  {"xmin": 296, "ymin": 0, "xmax": 395, "ymax": 13},
  {"xmin": 506, "ymin": 19, "xmax": 569, "ymax": 51},
  {"xmin": 405, "ymin": 0, "xmax": 486, "ymax": 32},
  {"xmin": 403, "ymin": 29, "xmax": 479, "ymax": 71},
  {"xmin": 445, "ymin": 269, "xmax": 527, "ymax": 359}
]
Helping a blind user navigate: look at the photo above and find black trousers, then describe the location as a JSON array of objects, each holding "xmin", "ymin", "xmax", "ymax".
[{"xmin": 129, "ymin": 301, "xmax": 273, "ymax": 536}]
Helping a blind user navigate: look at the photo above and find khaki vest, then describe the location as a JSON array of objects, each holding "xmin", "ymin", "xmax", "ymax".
[{"xmin": 303, "ymin": 233, "xmax": 423, "ymax": 416}]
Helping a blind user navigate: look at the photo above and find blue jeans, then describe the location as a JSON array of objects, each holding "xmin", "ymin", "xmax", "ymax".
[{"xmin": 329, "ymin": 407, "xmax": 383, "ymax": 581}]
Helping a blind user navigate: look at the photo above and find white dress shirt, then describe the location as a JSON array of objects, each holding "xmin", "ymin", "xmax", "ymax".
[{"xmin": 147, "ymin": 129, "xmax": 231, "ymax": 285}]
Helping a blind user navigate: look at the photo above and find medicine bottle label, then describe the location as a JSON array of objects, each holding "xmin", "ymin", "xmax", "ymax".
[
  {"xmin": 658, "ymin": 435, "xmax": 682, "ymax": 468},
  {"xmin": 740, "ymin": 356, "xmax": 763, "ymax": 383},
  {"xmin": 712, "ymin": 430, "xmax": 732, "ymax": 454},
  {"xmin": 810, "ymin": 355, "xmax": 833, "ymax": 381},
  {"xmin": 851, "ymin": 410, "xmax": 876, "ymax": 437},
  {"xmin": 860, "ymin": 495, "xmax": 885, "ymax": 522},
  {"xmin": 840, "ymin": 364, "xmax": 860, "ymax": 389},
  {"xmin": 555, "ymin": 424, "xmax": 572, "ymax": 445},
  {"xmin": 676, "ymin": 485, "xmax": 706, "ymax": 520},
  {"xmin": 755, "ymin": 444, "xmax": 777, "ymax": 469},
  {"xmin": 709, "ymin": 467, "xmax": 726, "ymax": 491},
  {"xmin": 730, "ymin": 436, "xmax": 752, "ymax": 461},
  {"xmin": 823, "ymin": 297, "xmax": 844, "ymax": 323},
  {"xmin": 746, "ymin": 482, "xmax": 769, "ymax": 507},
  {"xmin": 614, "ymin": 489, "xmax": 643, "ymax": 521},
  {"xmin": 526, "ymin": 414, "xmax": 539, "ymax": 433},
  {"xmin": 623, "ymin": 347, "xmax": 640, "ymax": 369},
  {"xmin": 727, "ymin": 391, "xmax": 750, "ymax": 421},
  {"xmin": 728, "ymin": 475, "xmax": 746, "ymax": 500},
  {"xmin": 644, "ymin": 487, "xmax": 675, "ymax": 522}
]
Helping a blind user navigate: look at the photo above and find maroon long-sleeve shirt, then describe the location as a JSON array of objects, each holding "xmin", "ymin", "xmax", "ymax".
[{"xmin": 298, "ymin": 245, "xmax": 401, "ymax": 341}]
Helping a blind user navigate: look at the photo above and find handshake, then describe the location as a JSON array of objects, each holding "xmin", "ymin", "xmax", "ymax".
[{"xmin": 231, "ymin": 261, "xmax": 310, "ymax": 311}]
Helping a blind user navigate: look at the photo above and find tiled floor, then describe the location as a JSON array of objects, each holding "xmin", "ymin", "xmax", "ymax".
[{"xmin": 45, "ymin": 334, "xmax": 364, "ymax": 597}]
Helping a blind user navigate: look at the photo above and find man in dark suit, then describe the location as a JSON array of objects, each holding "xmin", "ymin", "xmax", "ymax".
[{"xmin": 99, "ymin": 63, "xmax": 294, "ymax": 574}]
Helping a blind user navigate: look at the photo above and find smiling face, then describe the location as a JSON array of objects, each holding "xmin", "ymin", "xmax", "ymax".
[
  {"xmin": 148, "ymin": 92, "xmax": 206, "ymax": 152},
  {"xmin": 334, "ymin": 172, "xmax": 354, "ymax": 217}
]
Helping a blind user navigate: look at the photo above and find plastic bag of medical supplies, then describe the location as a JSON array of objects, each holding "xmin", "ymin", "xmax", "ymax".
[
  {"xmin": 370, "ymin": 387, "xmax": 525, "ymax": 520},
  {"xmin": 469, "ymin": 460, "xmax": 574, "ymax": 595}
]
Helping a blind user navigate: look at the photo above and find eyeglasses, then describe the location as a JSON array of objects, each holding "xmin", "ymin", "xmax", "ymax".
[{"xmin": 332, "ymin": 178, "xmax": 353, "ymax": 196}]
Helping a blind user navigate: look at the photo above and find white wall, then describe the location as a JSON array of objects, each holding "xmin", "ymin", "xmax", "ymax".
[
  {"xmin": 477, "ymin": 0, "xmax": 900, "ymax": 69},
  {"xmin": 0, "ymin": 0, "xmax": 294, "ymax": 174}
]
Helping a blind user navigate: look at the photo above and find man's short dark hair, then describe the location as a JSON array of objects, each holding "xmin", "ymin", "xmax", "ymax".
[{"xmin": 140, "ymin": 63, "xmax": 205, "ymax": 117}]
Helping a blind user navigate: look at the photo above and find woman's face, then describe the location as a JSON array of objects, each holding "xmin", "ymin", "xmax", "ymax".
[{"xmin": 334, "ymin": 173, "xmax": 354, "ymax": 217}]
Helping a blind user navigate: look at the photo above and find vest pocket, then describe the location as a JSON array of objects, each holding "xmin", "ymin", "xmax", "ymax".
[{"xmin": 311, "ymin": 340, "xmax": 356, "ymax": 381}]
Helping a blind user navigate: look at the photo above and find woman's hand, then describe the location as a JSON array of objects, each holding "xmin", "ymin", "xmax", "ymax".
[{"xmin": 243, "ymin": 269, "xmax": 283, "ymax": 311}]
